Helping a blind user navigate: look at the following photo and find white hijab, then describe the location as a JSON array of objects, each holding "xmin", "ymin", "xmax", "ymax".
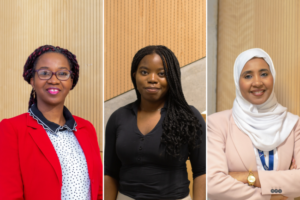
[{"xmin": 232, "ymin": 48, "xmax": 299, "ymax": 151}]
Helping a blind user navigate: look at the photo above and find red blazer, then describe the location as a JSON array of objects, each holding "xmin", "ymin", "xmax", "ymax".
[{"xmin": 0, "ymin": 113, "xmax": 103, "ymax": 200}]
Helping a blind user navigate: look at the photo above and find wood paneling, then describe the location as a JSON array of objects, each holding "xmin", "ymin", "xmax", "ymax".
[
  {"xmin": 217, "ymin": 0, "xmax": 300, "ymax": 119},
  {"xmin": 104, "ymin": 0, "xmax": 206, "ymax": 101},
  {"xmin": 0, "ymin": 0, "xmax": 103, "ymax": 150}
]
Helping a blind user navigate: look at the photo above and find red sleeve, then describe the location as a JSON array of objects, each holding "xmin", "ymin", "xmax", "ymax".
[
  {"xmin": 98, "ymin": 156, "xmax": 103, "ymax": 200},
  {"xmin": 0, "ymin": 119, "xmax": 24, "ymax": 200},
  {"xmin": 74, "ymin": 116, "xmax": 103, "ymax": 200}
]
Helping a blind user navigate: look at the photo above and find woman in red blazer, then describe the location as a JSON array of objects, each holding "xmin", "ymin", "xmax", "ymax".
[{"xmin": 0, "ymin": 45, "xmax": 103, "ymax": 200}]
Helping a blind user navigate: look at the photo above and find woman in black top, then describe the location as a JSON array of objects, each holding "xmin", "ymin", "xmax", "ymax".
[{"xmin": 104, "ymin": 45, "xmax": 206, "ymax": 200}]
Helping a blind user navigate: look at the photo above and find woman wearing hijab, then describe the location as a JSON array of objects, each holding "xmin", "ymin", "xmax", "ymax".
[
  {"xmin": 0, "ymin": 45, "xmax": 103, "ymax": 200},
  {"xmin": 207, "ymin": 48, "xmax": 300, "ymax": 200},
  {"xmin": 104, "ymin": 45, "xmax": 206, "ymax": 200}
]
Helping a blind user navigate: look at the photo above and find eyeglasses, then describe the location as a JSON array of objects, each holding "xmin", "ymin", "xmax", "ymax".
[{"xmin": 35, "ymin": 69, "xmax": 73, "ymax": 81}]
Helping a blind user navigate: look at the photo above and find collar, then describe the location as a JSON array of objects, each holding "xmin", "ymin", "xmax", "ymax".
[
  {"xmin": 130, "ymin": 100, "xmax": 168, "ymax": 115},
  {"xmin": 28, "ymin": 104, "xmax": 77, "ymax": 135}
]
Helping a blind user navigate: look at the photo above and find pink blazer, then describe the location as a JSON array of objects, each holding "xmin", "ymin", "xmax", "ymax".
[{"xmin": 207, "ymin": 110, "xmax": 300, "ymax": 200}]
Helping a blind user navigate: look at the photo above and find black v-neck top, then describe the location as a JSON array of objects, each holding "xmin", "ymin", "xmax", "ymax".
[{"xmin": 104, "ymin": 101, "xmax": 206, "ymax": 200}]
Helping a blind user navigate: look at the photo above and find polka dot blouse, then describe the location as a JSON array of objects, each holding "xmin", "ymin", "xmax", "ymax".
[{"xmin": 29, "ymin": 104, "xmax": 91, "ymax": 200}]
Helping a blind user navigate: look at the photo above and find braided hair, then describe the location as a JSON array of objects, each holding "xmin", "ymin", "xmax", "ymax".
[
  {"xmin": 23, "ymin": 45, "xmax": 79, "ymax": 109},
  {"xmin": 131, "ymin": 45, "xmax": 202, "ymax": 158}
]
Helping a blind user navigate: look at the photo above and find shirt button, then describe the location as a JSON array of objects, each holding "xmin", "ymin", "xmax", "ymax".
[
  {"xmin": 271, "ymin": 189, "xmax": 274, "ymax": 193},
  {"xmin": 141, "ymin": 138, "xmax": 144, "ymax": 141},
  {"xmin": 278, "ymin": 189, "xmax": 282, "ymax": 193},
  {"xmin": 139, "ymin": 146, "xmax": 142, "ymax": 150},
  {"xmin": 274, "ymin": 189, "xmax": 278, "ymax": 193}
]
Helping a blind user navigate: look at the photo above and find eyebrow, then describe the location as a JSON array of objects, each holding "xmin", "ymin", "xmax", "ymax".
[
  {"xmin": 138, "ymin": 66, "xmax": 165, "ymax": 70},
  {"xmin": 38, "ymin": 66, "xmax": 69, "ymax": 70},
  {"xmin": 138, "ymin": 66, "xmax": 148, "ymax": 70},
  {"xmin": 241, "ymin": 68, "xmax": 269, "ymax": 76}
]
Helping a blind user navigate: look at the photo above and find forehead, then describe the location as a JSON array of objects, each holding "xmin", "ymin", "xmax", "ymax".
[
  {"xmin": 138, "ymin": 53, "xmax": 164, "ymax": 67},
  {"xmin": 242, "ymin": 58, "xmax": 269, "ymax": 71},
  {"xmin": 35, "ymin": 52, "xmax": 70, "ymax": 69}
]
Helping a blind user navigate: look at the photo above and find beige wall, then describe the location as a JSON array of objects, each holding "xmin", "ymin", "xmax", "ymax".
[
  {"xmin": 104, "ymin": 0, "xmax": 206, "ymax": 101},
  {"xmin": 0, "ymin": 0, "xmax": 103, "ymax": 150},
  {"xmin": 217, "ymin": 0, "xmax": 300, "ymax": 118}
]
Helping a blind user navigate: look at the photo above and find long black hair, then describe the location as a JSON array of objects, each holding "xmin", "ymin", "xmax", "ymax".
[
  {"xmin": 131, "ymin": 45, "xmax": 202, "ymax": 158},
  {"xmin": 23, "ymin": 45, "xmax": 80, "ymax": 109}
]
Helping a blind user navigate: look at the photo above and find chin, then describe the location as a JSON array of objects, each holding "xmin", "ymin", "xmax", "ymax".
[{"xmin": 249, "ymin": 99, "xmax": 268, "ymax": 105}]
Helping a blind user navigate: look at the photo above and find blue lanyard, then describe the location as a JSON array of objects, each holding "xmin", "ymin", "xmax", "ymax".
[{"xmin": 257, "ymin": 149, "xmax": 274, "ymax": 170}]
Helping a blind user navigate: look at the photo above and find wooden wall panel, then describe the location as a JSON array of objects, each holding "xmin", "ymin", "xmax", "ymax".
[
  {"xmin": 105, "ymin": 0, "xmax": 206, "ymax": 101},
  {"xmin": 0, "ymin": 0, "xmax": 103, "ymax": 151},
  {"xmin": 217, "ymin": 0, "xmax": 300, "ymax": 118}
]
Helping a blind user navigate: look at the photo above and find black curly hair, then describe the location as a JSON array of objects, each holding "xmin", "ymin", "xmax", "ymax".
[
  {"xmin": 131, "ymin": 45, "xmax": 202, "ymax": 158},
  {"xmin": 23, "ymin": 45, "xmax": 79, "ymax": 109}
]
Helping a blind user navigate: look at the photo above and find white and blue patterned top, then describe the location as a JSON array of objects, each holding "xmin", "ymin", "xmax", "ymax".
[{"xmin": 29, "ymin": 104, "xmax": 91, "ymax": 200}]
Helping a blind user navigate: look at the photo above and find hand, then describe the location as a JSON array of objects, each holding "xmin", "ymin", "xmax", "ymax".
[
  {"xmin": 290, "ymin": 158, "xmax": 297, "ymax": 170},
  {"xmin": 270, "ymin": 194, "xmax": 288, "ymax": 200}
]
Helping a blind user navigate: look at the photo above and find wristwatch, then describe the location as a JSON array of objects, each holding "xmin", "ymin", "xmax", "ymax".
[{"xmin": 247, "ymin": 170, "xmax": 256, "ymax": 186}]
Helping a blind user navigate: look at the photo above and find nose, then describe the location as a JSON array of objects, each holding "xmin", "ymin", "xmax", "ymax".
[
  {"xmin": 252, "ymin": 75, "xmax": 263, "ymax": 87},
  {"xmin": 147, "ymin": 73, "xmax": 158, "ymax": 84},
  {"xmin": 47, "ymin": 72, "xmax": 60, "ymax": 84}
]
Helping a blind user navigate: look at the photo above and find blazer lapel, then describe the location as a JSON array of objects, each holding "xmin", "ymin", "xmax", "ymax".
[
  {"xmin": 230, "ymin": 116, "xmax": 257, "ymax": 171},
  {"xmin": 74, "ymin": 124, "xmax": 94, "ymax": 182},
  {"xmin": 27, "ymin": 115, "xmax": 62, "ymax": 185}
]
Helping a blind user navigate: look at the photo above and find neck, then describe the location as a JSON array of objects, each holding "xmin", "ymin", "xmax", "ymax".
[
  {"xmin": 37, "ymin": 102, "xmax": 66, "ymax": 126},
  {"xmin": 139, "ymin": 97, "xmax": 166, "ymax": 112}
]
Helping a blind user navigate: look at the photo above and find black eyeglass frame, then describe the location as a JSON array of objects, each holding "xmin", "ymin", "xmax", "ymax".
[{"xmin": 34, "ymin": 69, "xmax": 74, "ymax": 81}]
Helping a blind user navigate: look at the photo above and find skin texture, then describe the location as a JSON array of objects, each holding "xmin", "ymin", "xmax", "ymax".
[
  {"xmin": 229, "ymin": 60, "xmax": 296, "ymax": 200},
  {"xmin": 135, "ymin": 53, "xmax": 168, "ymax": 104},
  {"xmin": 30, "ymin": 52, "xmax": 73, "ymax": 126},
  {"xmin": 104, "ymin": 175, "xmax": 118, "ymax": 200},
  {"xmin": 193, "ymin": 175, "xmax": 206, "ymax": 200},
  {"xmin": 239, "ymin": 58, "xmax": 273, "ymax": 105}
]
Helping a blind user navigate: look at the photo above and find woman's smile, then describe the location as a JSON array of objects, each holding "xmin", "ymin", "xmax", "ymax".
[
  {"xmin": 250, "ymin": 89, "xmax": 265, "ymax": 96},
  {"xmin": 47, "ymin": 87, "xmax": 61, "ymax": 95}
]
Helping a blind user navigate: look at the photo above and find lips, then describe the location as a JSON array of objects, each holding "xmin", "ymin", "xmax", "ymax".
[
  {"xmin": 47, "ymin": 88, "xmax": 60, "ymax": 95},
  {"xmin": 251, "ymin": 90, "xmax": 265, "ymax": 96},
  {"xmin": 145, "ymin": 87, "xmax": 160, "ymax": 93}
]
